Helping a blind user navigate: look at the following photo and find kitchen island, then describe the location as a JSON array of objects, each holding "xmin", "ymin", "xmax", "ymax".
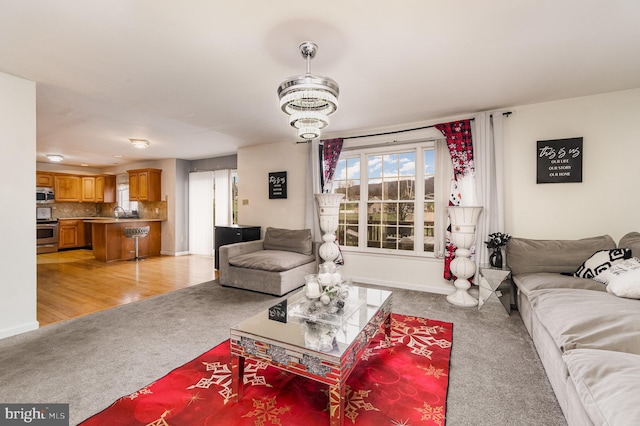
[{"xmin": 87, "ymin": 218, "xmax": 163, "ymax": 262}]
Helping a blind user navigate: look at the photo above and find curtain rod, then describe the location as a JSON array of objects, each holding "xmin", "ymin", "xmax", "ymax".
[{"xmin": 296, "ymin": 111, "xmax": 512, "ymax": 144}]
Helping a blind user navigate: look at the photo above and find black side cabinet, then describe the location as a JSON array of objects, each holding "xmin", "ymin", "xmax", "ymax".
[{"xmin": 215, "ymin": 225, "xmax": 261, "ymax": 269}]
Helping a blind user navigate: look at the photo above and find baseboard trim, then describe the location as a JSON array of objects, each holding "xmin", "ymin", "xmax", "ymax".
[
  {"xmin": 159, "ymin": 250, "xmax": 190, "ymax": 256},
  {"xmin": 0, "ymin": 320, "xmax": 39, "ymax": 340}
]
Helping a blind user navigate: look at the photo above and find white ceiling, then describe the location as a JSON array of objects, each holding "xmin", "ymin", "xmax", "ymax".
[{"xmin": 1, "ymin": 1, "xmax": 639, "ymax": 168}]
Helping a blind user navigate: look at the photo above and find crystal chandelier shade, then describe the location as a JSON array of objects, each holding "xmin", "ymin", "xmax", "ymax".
[{"xmin": 277, "ymin": 42, "xmax": 339, "ymax": 140}]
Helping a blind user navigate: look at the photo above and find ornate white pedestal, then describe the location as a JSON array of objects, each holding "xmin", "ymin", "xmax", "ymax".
[
  {"xmin": 446, "ymin": 206, "xmax": 483, "ymax": 307},
  {"xmin": 314, "ymin": 193, "xmax": 345, "ymax": 287}
]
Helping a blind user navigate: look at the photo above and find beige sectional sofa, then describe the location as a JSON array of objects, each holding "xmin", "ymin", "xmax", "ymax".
[
  {"xmin": 507, "ymin": 233, "xmax": 640, "ymax": 426},
  {"xmin": 219, "ymin": 227, "xmax": 319, "ymax": 296}
]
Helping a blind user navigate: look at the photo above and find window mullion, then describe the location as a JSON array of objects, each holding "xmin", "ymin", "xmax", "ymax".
[
  {"xmin": 414, "ymin": 148, "xmax": 425, "ymax": 253},
  {"xmin": 358, "ymin": 152, "xmax": 368, "ymax": 250}
]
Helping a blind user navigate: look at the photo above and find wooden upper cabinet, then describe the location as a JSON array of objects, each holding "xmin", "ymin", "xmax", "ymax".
[
  {"xmin": 95, "ymin": 175, "xmax": 116, "ymax": 203},
  {"xmin": 55, "ymin": 175, "xmax": 81, "ymax": 202},
  {"xmin": 81, "ymin": 176, "xmax": 96, "ymax": 202},
  {"xmin": 128, "ymin": 168, "xmax": 162, "ymax": 201},
  {"xmin": 101, "ymin": 175, "xmax": 116, "ymax": 203},
  {"xmin": 95, "ymin": 176, "xmax": 104, "ymax": 203},
  {"xmin": 36, "ymin": 172, "xmax": 55, "ymax": 187}
]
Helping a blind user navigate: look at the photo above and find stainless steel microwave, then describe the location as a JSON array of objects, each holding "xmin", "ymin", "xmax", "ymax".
[{"xmin": 36, "ymin": 187, "xmax": 55, "ymax": 203}]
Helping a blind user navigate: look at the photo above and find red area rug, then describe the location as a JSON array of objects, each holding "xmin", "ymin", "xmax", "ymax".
[{"xmin": 81, "ymin": 314, "xmax": 453, "ymax": 425}]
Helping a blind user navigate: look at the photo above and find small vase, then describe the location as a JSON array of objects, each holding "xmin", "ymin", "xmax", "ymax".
[{"xmin": 489, "ymin": 248, "xmax": 503, "ymax": 269}]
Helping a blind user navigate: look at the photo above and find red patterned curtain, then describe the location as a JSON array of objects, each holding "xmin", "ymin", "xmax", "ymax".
[
  {"xmin": 321, "ymin": 138, "xmax": 344, "ymax": 192},
  {"xmin": 435, "ymin": 120, "xmax": 474, "ymax": 280}
]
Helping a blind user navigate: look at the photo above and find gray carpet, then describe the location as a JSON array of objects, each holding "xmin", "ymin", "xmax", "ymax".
[{"xmin": 0, "ymin": 281, "xmax": 566, "ymax": 425}]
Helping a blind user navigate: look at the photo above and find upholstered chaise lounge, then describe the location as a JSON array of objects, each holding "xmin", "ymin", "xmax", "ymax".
[{"xmin": 218, "ymin": 227, "xmax": 319, "ymax": 296}]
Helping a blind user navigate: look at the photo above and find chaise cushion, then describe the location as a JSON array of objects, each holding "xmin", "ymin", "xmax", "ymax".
[
  {"xmin": 529, "ymin": 288, "xmax": 640, "ymax": 355},
  {"xmin": 229, "ymin": 250, "xmax": 315, "ymax": 272},
  {"xmin": 564, "ymin": 349, "xmax": 640, "ymax": 426},
  {"xmin": 263, "ymin": 227, "xmax": 313, "ymax": 255}
]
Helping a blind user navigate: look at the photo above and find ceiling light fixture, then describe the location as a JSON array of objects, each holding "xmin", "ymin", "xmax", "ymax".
[
  {"xmin": 277, "ymin": 41, "xmax": 339, "ymax": 140},
  {"xmin": 47, "ymin": 154, "xmax": 64, "ymax": 162},
  {"xmin": 130, "ymin": 138, "xmax": 150, "ymax": 149}
]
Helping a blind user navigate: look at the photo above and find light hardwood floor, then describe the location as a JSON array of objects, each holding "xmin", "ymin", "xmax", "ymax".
[{"xmin": 37, "ymin": 250, "xmax": 216, "ymax": 327}]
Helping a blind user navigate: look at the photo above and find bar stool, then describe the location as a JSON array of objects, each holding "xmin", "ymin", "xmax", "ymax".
[{"xmin": 124, "ymin": 226, "xmax": 150, "ymax": 261}]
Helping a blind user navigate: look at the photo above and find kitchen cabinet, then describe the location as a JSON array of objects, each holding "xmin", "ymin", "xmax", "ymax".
[
  {"xmin": 58, "ymin": 219, "xmax": 86, "ymax": 249},
  {"xmin": 55, "ymin": 175, "xmax": 81, "ymax": 202},
  {"xmin": 214, "ymin": 225, "xmax": 261, "ymax": 269},
  {"xmin": 97, "ymin": 175, "xmax": 116, "ymax": 203},
  {"xmin": 36, "ymin": 172, "xmax": 55, "ymax": 187},
  {"xmin": 91, "ymin": 220, "xmax": 161, "ymax": 261},
  {"xmin": 128, "ymin": 168, "xmax": 162, "ymax": 201},
  {"xmin": 81, "ymin": 177, "xmax": 96, "ymax": 202}
]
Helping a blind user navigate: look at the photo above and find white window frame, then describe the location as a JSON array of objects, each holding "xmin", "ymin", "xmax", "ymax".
[{"xmin": 335, "ymin": 139, "xmax": 436, "ymax": 258}]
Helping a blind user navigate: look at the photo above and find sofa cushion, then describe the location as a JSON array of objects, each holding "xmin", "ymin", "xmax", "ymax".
[
  {"xmin": 564, "ymin": 349, "xmax": 640, "ymax": 426},
  {"xmin": 619, "ymin": 231, "xmax": 640, "ymax": 257},
  {"xmin": 513, "ymin": 272, "xmax": 605, "ymax": 297},
  {"xmin": 506, "ymin": 235, "xmax": 616, "ymax": 276},
  {"xmin": 529, "ymin": 288, "xmax": 640, "ymax": 355},
  {"xmin": 573, "ymin": 248, "xmax": 631, "ymax": 278},
  {"xmin": 263, "ymin": 227, "xmax": 313, "ymax": 255},
  {"xmin": 229, "ymin": 250, "xmax": 315, "ymax": 272}
]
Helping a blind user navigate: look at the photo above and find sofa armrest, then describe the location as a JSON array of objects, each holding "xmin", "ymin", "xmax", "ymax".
[{"xmin": 219, "ymin": 240, "xmax": 265, "ymax": 283}]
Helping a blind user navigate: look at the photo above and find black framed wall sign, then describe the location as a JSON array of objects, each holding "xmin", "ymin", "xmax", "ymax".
[
  {"xmin": 536, "ymin": 137, "xmax": 583, "ymax": 183},
  {"xmin": 268, "ymin": 171, "xmax": 287, "ymax": 199}
]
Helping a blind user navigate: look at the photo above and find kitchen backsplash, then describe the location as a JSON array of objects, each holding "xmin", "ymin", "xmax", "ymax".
[
  {"xmin": 50, "ymin": 203, "xmax": 100, "ymax": 219},
  {"xmin": 47, "ymin": 201, "xmax": 167, "ymax": 220}
]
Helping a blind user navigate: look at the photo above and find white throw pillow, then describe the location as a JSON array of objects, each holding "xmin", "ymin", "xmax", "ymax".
[
  {"xmin": 593, "ymin": 257, "xmax": 640, "ymax": 285},
  {"xmin": 607, "ymin": 267, "xmax": 640, "ymax": 299}
]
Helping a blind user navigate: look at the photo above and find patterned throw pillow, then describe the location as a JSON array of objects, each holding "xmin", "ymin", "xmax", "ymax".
[{"xmin": 574, "ymin": 248, "xmax": 632, "ymax": 279}]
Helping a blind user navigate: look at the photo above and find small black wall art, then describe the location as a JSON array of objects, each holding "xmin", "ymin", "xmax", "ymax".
[
  {"xmin": 536, "ymin": 137, "xmax": 583, "ymax": 184},
  {"xmin": 268, "ymin": 171, "xmax": 287, "ymax": 199}
]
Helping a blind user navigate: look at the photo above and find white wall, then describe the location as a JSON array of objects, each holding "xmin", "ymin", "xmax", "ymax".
[
  {"xmin": 238, "ymin": 141, "xmax": 308, "ymax": 229},
  {"xmin": 237, "ymin": 88, "xmax": 640, "ymax": 294},
  {"xmin": 504, "ymin": 88, "xmax": 640, "ymax": 243},
  {"xmin": 0, "ymin": 72, "xmax": 38, "ymax": 338}
]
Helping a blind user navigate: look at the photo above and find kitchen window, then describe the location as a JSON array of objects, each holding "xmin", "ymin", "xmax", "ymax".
[
  {"xmin": 116, "ymin": 174, "xmax": 138, "ymax": 213},
  {"xmin": 333, "ymin": 140, "xmax": 436, "ymax": 255}
]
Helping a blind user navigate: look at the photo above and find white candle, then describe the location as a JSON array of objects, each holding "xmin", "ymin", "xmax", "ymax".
[{"xmin": 306, "ymin": 281, "xmax": 321, "ymax": 298}]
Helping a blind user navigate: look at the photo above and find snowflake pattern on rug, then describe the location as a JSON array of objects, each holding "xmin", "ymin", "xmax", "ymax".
[
  {"xmin": 415, "ymin": 402, "xmax": 445, "ymax": 426},
  {"xmin": 242, "ymin": 396, "xmax": 291, "ymax": 426},
  {"xmin": 79, "ymin": 314, "xmax": 452, "ymax": 426},
  {"xmin": 331, "ymin": 386, "xmax": 379, "ymax": 424},
  {"xmin": 186, "ymin": 359, "xmax": 271, "ymax": 404},
  {"xmin": 384, "ymin": 316, "xmax": 452, "ymax": 358},
  {"xmin": 418, "ymin": 364, "xmax": 448, "ymax": 380},
  {"xmin": 126, "ymin": 386, "xmax": 152, "ymax": 400}
]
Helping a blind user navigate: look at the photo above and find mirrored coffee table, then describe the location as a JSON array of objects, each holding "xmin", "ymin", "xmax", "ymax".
[{"xmin": 230, "ymin": 285, "xmax": 392, "ymax": 426}]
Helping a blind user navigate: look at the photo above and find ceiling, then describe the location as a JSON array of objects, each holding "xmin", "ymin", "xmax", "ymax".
[{"xmin": 1, "ymin": 1, "xmax": 639, "ymax": 168}]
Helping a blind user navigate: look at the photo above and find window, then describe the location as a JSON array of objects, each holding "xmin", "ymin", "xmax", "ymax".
[
  {"xmin": 333, "ymin": 140, "xmax": 436, "ymax": 255},
  {"xmin": 116, "ymin": 174, "xmax": 138, "ymax": 213}
]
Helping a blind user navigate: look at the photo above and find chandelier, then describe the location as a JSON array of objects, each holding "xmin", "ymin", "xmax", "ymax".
[{"xmin": 277, "ymin": 42, "xmax": 339, "ymax": 140}]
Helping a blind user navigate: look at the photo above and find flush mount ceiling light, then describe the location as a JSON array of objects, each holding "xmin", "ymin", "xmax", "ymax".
[
  {"xmin": 277, "ymin": 41, "xmax": 339, "ymax": 140},
  {"xmin": 47, "ymin": 154, "xmax": 64, "ymax": 162},
  {"xmin": 130, "ymin": 138, "xmax": 150, "ymax": 149}
]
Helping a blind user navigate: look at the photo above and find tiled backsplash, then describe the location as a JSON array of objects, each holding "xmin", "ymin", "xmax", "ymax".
[{"xmin": 47, "ymin": 201, "xmax": 167, "ymax": 220}]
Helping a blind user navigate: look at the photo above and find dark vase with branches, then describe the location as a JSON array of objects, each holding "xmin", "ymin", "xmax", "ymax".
[{"xmin": 485, "ymin": 232, "xmax": 511, "ymax": 269}]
